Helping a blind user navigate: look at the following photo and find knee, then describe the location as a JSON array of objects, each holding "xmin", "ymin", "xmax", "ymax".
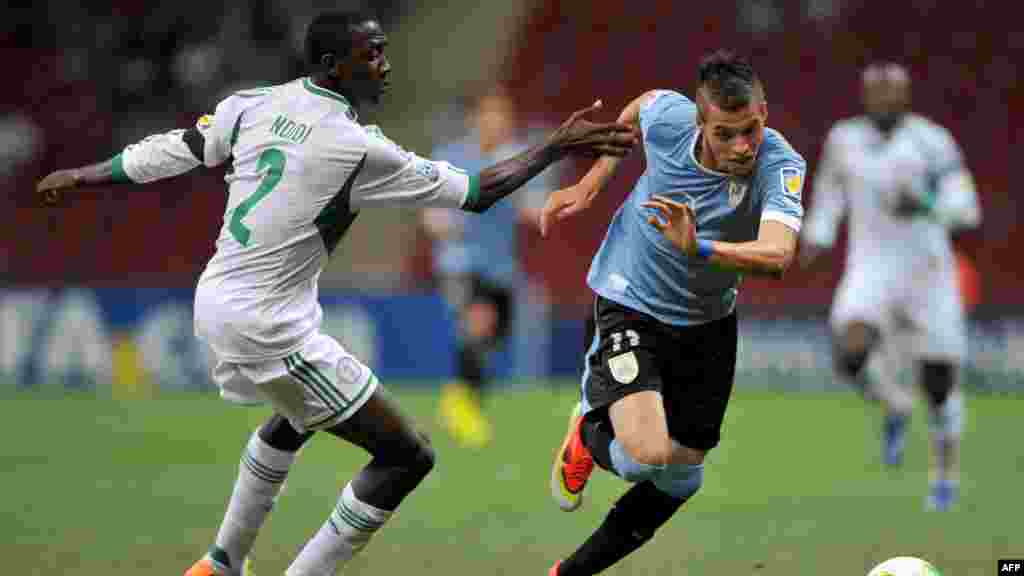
[
  {"xmin": 653, "ymin": 463, "xmax": 704, "ymax": 500},
  {"xmin": 832, "ymin": 325, "xmax": 877, "ymax": 380},
  {"xmin": 626, "ymin": 438, "xmax": 704, "ymax": 467},
  {"xmin": 921, "ymin": 361, "xmax": 955, "ymax": 407},
  {"xmin": 624, "ymin": 437, "xmax": 674, "ymax": 469},
  {"xmin": 921, "ymin": 363, "xmax": 962, "ymax": 439},
  {"xmin": 409, "ymin": 432, "xmax": 436, "ymax": 478},
  {"xmin": 465, "ymin": 301, "xmax": 498, "ymax": 341},
  {"xmin": 612, "ymin": 438, "xmax": 670, "ymax": 483},
  {"xmin": 258, "ymin": 414, "xmax": 313, "ymax": 452}
]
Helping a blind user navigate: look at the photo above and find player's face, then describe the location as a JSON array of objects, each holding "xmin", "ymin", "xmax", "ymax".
[
  {"xmin": 863, "ymin": 80, "xmax": 909, "ymax": 133},
  {"xmin": 475, "ymin": 91, "xmax": 516, "ymax": 152},
  {"xmin": 700, "ymin": 99, "xmax": 767, "ymax": 177},
  {"xmin": 344, "ymin": 20, "xmax": 391, "ymax": 105}
]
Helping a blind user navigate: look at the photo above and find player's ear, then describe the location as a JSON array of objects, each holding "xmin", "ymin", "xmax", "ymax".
[
  {"xmin": 759, "ymin": 100, "xmax": 768, "ymax": 124},
  {"xmin": 322, "ymin": 53, "xmax": 341, "ymax": 79}
]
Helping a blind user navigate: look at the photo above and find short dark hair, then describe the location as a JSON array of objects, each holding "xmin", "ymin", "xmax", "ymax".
[
  {"xmin": 304, "ymin": 10, "xmax": 378, "ymax": 69},
  {"xmin": 696, "ymin": 50, "xmax": 764, "ymax": 114}
]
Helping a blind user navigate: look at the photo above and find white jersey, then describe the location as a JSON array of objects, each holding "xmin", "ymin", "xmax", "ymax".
[
  {"xmin": 804, "ymin": 114, "xmax": 981, "ymax": 361},
  {"xmin": 804, "ymin": 114, "xmax": 980, "ymax": 279},
  {"xmin": 118, "ymin": 77, "xmax": 474, "ymax": 362}
]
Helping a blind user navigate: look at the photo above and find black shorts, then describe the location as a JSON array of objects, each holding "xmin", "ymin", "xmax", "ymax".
[
  {"xmin": 440, "ymin": 273, "xmax": 513, "ymax": 345},
  {"xmin": 582, "ymin": 296, "xmax": 737, "ymax": 452}
]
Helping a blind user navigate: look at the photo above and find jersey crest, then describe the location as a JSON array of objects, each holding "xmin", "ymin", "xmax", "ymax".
[
  {"xmin": 728, "ymin": 180, "xmax": 748, "ymax": 208},
  {"xmin": 781, "ymin": 166, "xmax": 803, "ymax": 199},
  {"xmin": 608, "ymin": 351, "xmax": 640, "ymax": 384}
]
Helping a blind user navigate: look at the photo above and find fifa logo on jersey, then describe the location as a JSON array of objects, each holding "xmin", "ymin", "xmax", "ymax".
[{"xmin": 728, "ymin": 180, "xmax": 748, "ymax": 208}]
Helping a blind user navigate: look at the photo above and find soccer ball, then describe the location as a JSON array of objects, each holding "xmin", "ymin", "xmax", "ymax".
[{"xmin": 867, "ymin": 556, "xmax": 942, "ymax": 576}]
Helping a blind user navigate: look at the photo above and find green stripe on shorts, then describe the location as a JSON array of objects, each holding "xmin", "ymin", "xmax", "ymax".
[{"xmin": 285, "ymin": 355, "xmax": 341, "ymax": 412}]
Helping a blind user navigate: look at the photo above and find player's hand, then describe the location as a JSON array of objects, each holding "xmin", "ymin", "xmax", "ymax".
[
  {"xmin": 888, "ymin": 191, "xmax": 929, "ymax": 219},
  {"xmin": 886, "ymin": 181, "xmax": 933, "ymax": 219},
  {"xmin": 548, "ymin": 100, "xmax": 638, "ymax": 159},
  {"xmin": 540, "ymin": 185, "xmax": 593, "ymax": 237},
  {"xmin": 642, "ymin": 195, "xmax": 697, "ymax": 256},
  {"xmin": 36, "ymin": 169, "xmax": 80, "ymax": 206}
]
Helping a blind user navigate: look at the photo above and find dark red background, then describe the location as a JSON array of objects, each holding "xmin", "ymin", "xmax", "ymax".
[{"xmin": 6, "ymin": 1, "xmax": 1019, "ymax": 318}]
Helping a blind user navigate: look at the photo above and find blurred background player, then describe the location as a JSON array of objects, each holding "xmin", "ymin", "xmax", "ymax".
[
  {"xmin": 421, "ymin": 84, "xmax": 556, "ymax": 448},
  {"xmin": 800, "ymin": 62, "xmax": 981, "ymax": 510},
  {"xmin": 540, "ymin": 51, "xmax": 805, "ymax": 576},
  {"xmin": 35, "ymin": 10, "xmax": 636, "ymax": 576}
]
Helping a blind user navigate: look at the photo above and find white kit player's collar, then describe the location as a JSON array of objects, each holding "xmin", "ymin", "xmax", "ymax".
[{"xmin": 302, "ymin": 77, "xmax": 358, "ymax": 122}]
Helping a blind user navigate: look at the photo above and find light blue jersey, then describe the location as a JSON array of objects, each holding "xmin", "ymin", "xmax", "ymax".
[
  {"xmin": 433, "ymin": 130, "xmax": 554, "ymax": 285},
  {"xmin": 587, "ymin": 90, "xmax": 805, "ymax": 326}
]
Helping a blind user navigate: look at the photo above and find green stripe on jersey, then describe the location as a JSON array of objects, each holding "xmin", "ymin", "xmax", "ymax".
[
  {"xmin": 302, "ymin": 78, "xmax": 352, "ymax": 107},
  {"xmin": 314, "ymin": 154, "xmax": 365, "ymax": 254}
]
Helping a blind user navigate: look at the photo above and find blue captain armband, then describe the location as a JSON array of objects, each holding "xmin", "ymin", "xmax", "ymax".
[{"xmin": 696, "ymin": 239, "xmax": 714, "ymax": 260}]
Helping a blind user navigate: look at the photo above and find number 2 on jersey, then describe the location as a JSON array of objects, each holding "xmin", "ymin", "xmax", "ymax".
[{"xmin": 229, "ymin": 148, "xmax": 286, "ymax": 246}]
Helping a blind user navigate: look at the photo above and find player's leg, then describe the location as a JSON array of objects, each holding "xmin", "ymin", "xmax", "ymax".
[
  {"xmin": 186, "ymin": 364, "xmax": 316, "ymax": 576},
  {"xmin": 551, "ymin": 298, "xmax": 696, "ymax": 511},
  {"xmin": 829, "ymin": 270, "xmax": 888, "ymax": 397},
  {"xmin": 918, "ymin": 360, "xmax": 961, "ymax": 511},
  {"xmin": 438, "ymin": 273, "xmax": 504, "ymax": 446},
  {"xmin": 454, "ymin": 276, "xmax": 512, "ymax": 446},
  {"xmin": 551, "ymin": 304, "xmax": 730, "ymax": 576},
  {"xmin": 912, "ymin": 269, "xmax": 967, "ymax": 511},
  {"xmin": 285, "ymin": 385, "xmax": 435, "ymax": 575},
  {"xmin": 551, "ymin": 296, "xmax": 667, "ymax": 512},
  {"xmin": 831, "ymin": 320, "xmax": 882, "ymax": 396},
  {"xmin": 870, "ymin": 337, "xmax": 914, "ymax": 467}
]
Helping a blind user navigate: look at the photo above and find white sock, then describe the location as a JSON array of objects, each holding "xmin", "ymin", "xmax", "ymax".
[
  {"xmin": 286, "ymin": 483, "xmax": 392, "ymax": 576},
  {"xmin": 211, "ymin": 431, "xmax": 297, "ymax": 574}
]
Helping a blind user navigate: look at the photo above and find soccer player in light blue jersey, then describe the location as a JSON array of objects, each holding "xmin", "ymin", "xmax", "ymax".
[
  {"xmin": 422, "ymin": 84, "xmax": 557, "ymax": 448},
  {"xmin": 540, "ymin": 51, "xmax": 805, "ymax": 576}
]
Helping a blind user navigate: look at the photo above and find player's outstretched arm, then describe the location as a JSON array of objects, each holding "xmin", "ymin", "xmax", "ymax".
[
  {"xmin": 464, "ymin": 100, "xmax": 637, "ymax": 214},
  {"xmin": 37, "ymin": 105, "xmax": 236, "ymax": 207},
  {"xmin": 37, "ymin": 158, "xmax": 118, "ymax": 205},
  {"xmin": 37, "ymin": 125, "xmax": 208, "ymax": 207},
  {"xmin": 642, "ymin": 195, "xmax": 797, "ymax": 278},
  {"xmin": 539, "ymin": 91, "xmax": 656, "ymax": 236}
]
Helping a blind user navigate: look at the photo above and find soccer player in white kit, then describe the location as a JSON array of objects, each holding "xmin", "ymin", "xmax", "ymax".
[
  {"xmin": 36, "ymin": 11, "xmax": 637, "ymax": 575},
  {"xmin": 800, "ymin": 63, "xmax": 981, "ymax": 511}
]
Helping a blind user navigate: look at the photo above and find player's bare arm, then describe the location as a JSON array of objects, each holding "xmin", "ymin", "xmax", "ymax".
[
  {"xmin": 642, "ymin": 194, "xmax": 796, "ymax": 278},
  {"xmin": 36, "ymin": 158, "xmax": 117, "ymax": 206},
  {"xmin": 539, "ymin": 92, "xmax": 655, "ymax": 236},
  {"xmin": 464, "ymin": 100, "xmax": 637, "ymax": 214},
  {"xmin": 37, "ymin": 120, "xmax": 211, "ymax": 207}
]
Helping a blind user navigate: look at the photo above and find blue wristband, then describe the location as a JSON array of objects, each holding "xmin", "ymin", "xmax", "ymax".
[{"xmin": 696, "ymin": 239, "xmax": 714, "ymax": 260}]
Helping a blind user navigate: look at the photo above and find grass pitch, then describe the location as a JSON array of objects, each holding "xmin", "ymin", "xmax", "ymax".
[{"xmin": 1, "ymin": 385, "xmax": 1019, "ymax": 575}]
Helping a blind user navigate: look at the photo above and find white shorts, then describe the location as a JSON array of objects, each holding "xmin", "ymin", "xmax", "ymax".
[
  {"xmin": 211, "ymin": 332, "xmax": 378, "ymax": 433},
  {"xmin": 830, "ymin": 262, "xmax": 966, "ymax": 362}
]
